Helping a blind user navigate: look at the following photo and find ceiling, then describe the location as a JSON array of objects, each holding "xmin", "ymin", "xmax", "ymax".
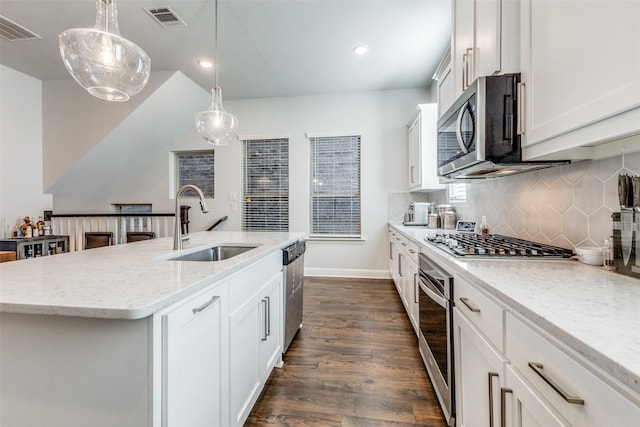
[{"xmin": 0, "ymin": 0, "xmax": 451, "ymax": 100}]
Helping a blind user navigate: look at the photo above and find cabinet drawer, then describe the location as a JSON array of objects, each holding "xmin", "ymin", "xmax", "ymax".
[
  {"xmin": 454, "ymin": 275, "xmax": 504, "ymax": 352},
  {"xmin": 228, "ymin": 251, "xmax": 281, "ymax": 312},
  {"xmin": 405, "ymin": 240, "xmax": 419, "ymax": 264},
  {"xmin": 505, "ymin": 312, "xmax": 640, "ymax": 427}
]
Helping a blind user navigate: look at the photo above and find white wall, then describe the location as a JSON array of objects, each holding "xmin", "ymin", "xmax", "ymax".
[
  {"xmin": 40, "ymin": 83, "xmax": 430, "ymax": 276},
  {"xmin": 120, "ymin": 88, "xmax": 432, "ymax": 277},
  {"xmin": 0, "ymin": 65, "xmax": 52, "ymax": 236}
]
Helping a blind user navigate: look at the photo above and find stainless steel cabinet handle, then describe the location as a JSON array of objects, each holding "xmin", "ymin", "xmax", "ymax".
[
  {"xmin": 409, "ymin": 249, "xmax": 416, "ymax": 254},
  {"xmin": 192, "ymin": 295, "xmax": 220, "ymax": 314},
  {"xmin": 413, "ymin": 273, "xmax": 419, "ymax": 304},
  {"xmin": 265, "ymin": 296, "xmax": 271, "ymax": 337},
  {"xmin": 500, "ymin": 388, "xmax": 513, "ymax": 427},
  {"xmin": 401, "ymin": 242, "xmax": 407, "ymax": 246},
  {"xmin": 398, "ymin": 253, "xmax": 403, "ymax": 277},
  {"xmin": 466, "ymin": 48, "xmax": 474, "ymax": 86},
  {"xmin": 488, "ymin": 372, "xmax": 499, "ymax": 427},
  {"xmin": 410, "ymin": 165, "xmax": 415, "ymax": 184},
  {"xmin": 261, "ymin": 299, "xmax": 268, "ymax": 341},
  {"xmin": 389, "ymin": 242, "xmax": 393, "ymax": 260},
  {"xmin": 460, "ymin": 297, "xmax": 481, "ymax": 313},
  {"xmin": 528, "ymin": 362, "xmax": 584, "ymax": 405},
  {"xmin": 517, "ymin": 82, "xmax": 525, "ymax": 135},
  {"xmin": 462, "ymin": 52, "xmax": 467, "ymax": 90}
]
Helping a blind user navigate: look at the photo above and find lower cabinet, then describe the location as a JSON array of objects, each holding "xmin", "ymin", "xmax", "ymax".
[
  {"xmin": 229, "ymin": 269, "xmax": 283, "ymax": 427},
  {"xmin": 389, "ymin": 227, "xmax": 419, "ymax": 336},
  {"xmin": 504, "ymin": 312, "xmax": 640, "ymax": 427},
  {"xmin": 454, "ymin": 276, "xmax": 640, "ymax": 427},
  {"xmin": 502, "ymin": 366, "xmax": 569, "ymax": 427},
  {"xmin": 453, "ymin": 308, "xmax": 508, "ymax": 427},
  {"xmin": 402, "ymin": 254, "xmax": 419, "ymax": 336},
  {"xmin": 161, "ymin": 285, "xmax": 226, "ymax": 427}
]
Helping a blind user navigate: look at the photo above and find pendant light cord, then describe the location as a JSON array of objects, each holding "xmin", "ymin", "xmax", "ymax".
[{"xmin": 214, "ymin": 0, "xmax": 219, "ymax": 90}]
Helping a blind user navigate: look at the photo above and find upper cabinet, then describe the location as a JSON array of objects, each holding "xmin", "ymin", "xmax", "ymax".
[
  {"xmin": 434, "ymin": 47, "xmax": 455, "ymax": 118},
  {"xmin": 408, "ymin": 104, "xmax": 444, "ymax": 192},
  {"xmin": 520, "ymin": 0, "xmax": 640, "ymax": 161},
  {"xmin": 451, "ymin": 0, "xmax": 520, "ymax": 99}
]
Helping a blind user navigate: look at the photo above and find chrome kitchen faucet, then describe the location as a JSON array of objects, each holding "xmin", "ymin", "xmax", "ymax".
[{"xmin": 173, "ymin": 184, "xmax": 209, "ymax": 250}]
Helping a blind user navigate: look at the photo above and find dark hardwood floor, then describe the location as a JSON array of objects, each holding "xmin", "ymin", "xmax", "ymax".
[{"xmin": 244, "ymin": 277, "xmax": 447, "ymax": 427}]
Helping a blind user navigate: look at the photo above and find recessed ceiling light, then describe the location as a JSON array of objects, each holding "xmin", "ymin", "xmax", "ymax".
[
  {"xmin": 353, "ymin": 45, "xmax": 369, "ymax": 55},
  {"xmin": 198, "ymin": 59, "xmax": 214, "ymax": 69}
]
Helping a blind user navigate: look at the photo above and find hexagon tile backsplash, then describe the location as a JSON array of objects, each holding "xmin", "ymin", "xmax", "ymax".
[{"xmin": 390, "ymin": 152, "xmax": 640, "ymax": 250}]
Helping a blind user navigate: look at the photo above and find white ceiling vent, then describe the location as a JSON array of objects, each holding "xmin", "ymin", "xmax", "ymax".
[
  {"xmin": 145, "ymin": 6, "xmax": 186, "ymax": 29},
  {"xmin": 0, "ymin": 15, "xmax": 41, "ymax": 41}
]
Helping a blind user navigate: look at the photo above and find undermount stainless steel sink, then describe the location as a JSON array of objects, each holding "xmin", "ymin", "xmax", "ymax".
[{"xmin": 168, "ymin": 245, "xmax": 258, "ymax": 262}]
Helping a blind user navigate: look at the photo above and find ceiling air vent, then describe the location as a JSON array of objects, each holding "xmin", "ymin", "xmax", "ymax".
[
  {"xmin": 144, "ymin": 6, "xmax": 186, "ymax": 29},
  {"xmin": 0, "ymin": 15, "xmax": 41, "ymax": 41}
]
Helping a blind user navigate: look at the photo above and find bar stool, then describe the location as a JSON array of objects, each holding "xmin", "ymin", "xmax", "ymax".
[
  {"xmin": 84, "ymin": 232, "xmax": 113, "ymax": 249},
  {"xmin": 126, "ymin": 231, "xmax": 156, "ymax": 243}
]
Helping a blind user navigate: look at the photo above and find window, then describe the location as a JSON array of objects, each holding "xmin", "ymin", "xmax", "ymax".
[
  {"xmin": 175, "ymin": 150, "xmax": 215, "ymax": 198},
  {"xmin": 242, "ymin": 138, "xmax": 289, "ymax": 231},
  {"xmin": 448, "ymin": 183, "xmax": 467, "ymax": 203},
  {"xmin": 309, "ymin": 134, "xmax": 361, "ymax": 238}
]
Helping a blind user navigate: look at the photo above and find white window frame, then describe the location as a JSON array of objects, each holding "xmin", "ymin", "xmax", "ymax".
[{"xmin": 307, "ymin": 132, "xmax": 362, "ymax": 240}]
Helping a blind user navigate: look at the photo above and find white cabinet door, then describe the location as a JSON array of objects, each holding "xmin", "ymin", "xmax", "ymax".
[
  {"xmin": 503, "ymin": 366, "xmax": 570, "ymax": 427},
  {"xmin": 437, "ymin": 62, "xmax": 455, "ymax": 118},
  {"xmin": 520, "ymin": 0, "xmax": 640, "ymax": 157},
  {"xmin": 408, "ymin": 114, "xmax": 421, "ymax": 189},
  {"xmin": 162, "ymin": 286, "xmax": 224, "ymax": 427},
  {"xmin": 229, "ymin": 295, "xmax": 262, "ymax": 427},
  {"xmin": 259, "ymin": 272, "xmax": 283, "ymax": 381},
  {"xmin": 473, "ymin": 0, "xmax": 501, "ymax": 79},
  {"xmin": 454, "ymin": 308, "xmax": 507, "ymax": 427},
  {"xmin": 229, "ymin": 269, "xmax": 283, "ymax": 427},
  {"xmin": 453, "ymin": 0, "xmax": 475, "ymax": 94},
  {"xmin": 405, "ymin": 257, "xmax": 419, "ymax": 336},
  {"xmin": 407, "ymin": 104, "xmax": 444, "ymax": 191}
]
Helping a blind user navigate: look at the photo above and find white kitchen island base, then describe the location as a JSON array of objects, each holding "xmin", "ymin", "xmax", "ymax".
[{"xmin": 0, "ymin": 232, "xmax": 302, "ymax": 427}]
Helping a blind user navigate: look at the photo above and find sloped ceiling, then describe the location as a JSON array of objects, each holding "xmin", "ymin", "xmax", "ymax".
[{"xmin": 45, "ymin": 71, "xmax": 210, "ymax": 200}]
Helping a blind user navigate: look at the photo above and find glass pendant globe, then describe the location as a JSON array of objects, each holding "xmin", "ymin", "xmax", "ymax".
[
  {"xmin": 59, "ymin": 0, "xmax": 150, "ymax": 102},
  {"xmin": 195, "ymin": 88, "xmax": 239, "ymax": 145}
]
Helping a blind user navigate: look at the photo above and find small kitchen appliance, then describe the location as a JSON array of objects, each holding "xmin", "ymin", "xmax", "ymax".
[
  {"xmin": 437, "ymin": 74, "xmax": 568, "ymax": 179},
  {"xmin": 403, "ymin": 202, "xmax": 432, "ymax": 226}
]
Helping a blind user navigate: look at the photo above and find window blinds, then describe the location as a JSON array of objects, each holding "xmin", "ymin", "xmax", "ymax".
[
  {"xmin": 242, "ymin": 138, "xmax": 289, "ymax": 231},
  {"xmin": 309, "ymin": 135, "xmax": 361, "ymax": 237}
]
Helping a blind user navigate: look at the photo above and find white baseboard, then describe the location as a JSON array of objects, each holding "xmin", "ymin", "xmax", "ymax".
[{"xmin": 304, "ymin": 268, "xmax": 391, "ymax": 279}]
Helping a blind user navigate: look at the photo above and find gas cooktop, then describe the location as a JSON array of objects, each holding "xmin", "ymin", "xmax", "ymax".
[{"xmin": 426, "ymin": 233, "xmax": 575, "ymax": 258}]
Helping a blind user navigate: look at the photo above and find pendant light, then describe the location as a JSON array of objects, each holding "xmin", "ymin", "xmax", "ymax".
[
  {"xmin": 195, "ymin": 0, "xmax": 239, "ymax": 145},
  {"xmin": 59, "ymin": 0, "xmax": 151, "ymax": 102}
]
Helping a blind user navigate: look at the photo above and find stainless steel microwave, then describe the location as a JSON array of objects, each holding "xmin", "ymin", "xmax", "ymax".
[{"xmin": 436, "ymin": 74, "xmax": 567, "ymax": 179}]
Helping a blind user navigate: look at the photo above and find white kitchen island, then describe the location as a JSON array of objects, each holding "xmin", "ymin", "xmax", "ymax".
[{"xmin": 0, "ymin": 231, "xmax": 304, "ymax": 427}]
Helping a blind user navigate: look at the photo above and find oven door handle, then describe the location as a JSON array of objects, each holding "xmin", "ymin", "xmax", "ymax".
[{"xmin": 419, "ymin": 276, "xmax": 447, "ymax": 309}]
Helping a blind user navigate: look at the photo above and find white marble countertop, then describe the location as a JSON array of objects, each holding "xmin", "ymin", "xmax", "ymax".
[
  {"xmin": 0, "ymin": 231, "xmax": 304, "ymax": 320},
  {"xmin": 389, "ymin": 222, "xmax": 640, "ymax": 397}
]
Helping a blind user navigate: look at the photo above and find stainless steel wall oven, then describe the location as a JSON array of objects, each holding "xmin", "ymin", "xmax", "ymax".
[{"xmin": 418, "ymin": 252, "xmax": 454, "ymax": 426}]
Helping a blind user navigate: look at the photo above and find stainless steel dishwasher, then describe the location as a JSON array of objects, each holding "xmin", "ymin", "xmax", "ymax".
[{"xmin": 282, "ymin": 240, "xmax": 305, "ymax": 353}]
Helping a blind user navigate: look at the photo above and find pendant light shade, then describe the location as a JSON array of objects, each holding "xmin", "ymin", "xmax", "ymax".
[
  {"xmin": 195, "ymin": 88, "xmax": 239, "ymax": 144},
  {"xmin": 195, "ymin": 0, "xmax": 239, "ymax": 145},
  {"xmin": 59, "ymin": 0, "xmax": 150, "ymax": 102}
]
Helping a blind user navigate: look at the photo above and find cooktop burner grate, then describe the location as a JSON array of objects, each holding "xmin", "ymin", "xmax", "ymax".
[{"xmin": 426, "ymin": 234, "xmax": 575, "ymax": 258}]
